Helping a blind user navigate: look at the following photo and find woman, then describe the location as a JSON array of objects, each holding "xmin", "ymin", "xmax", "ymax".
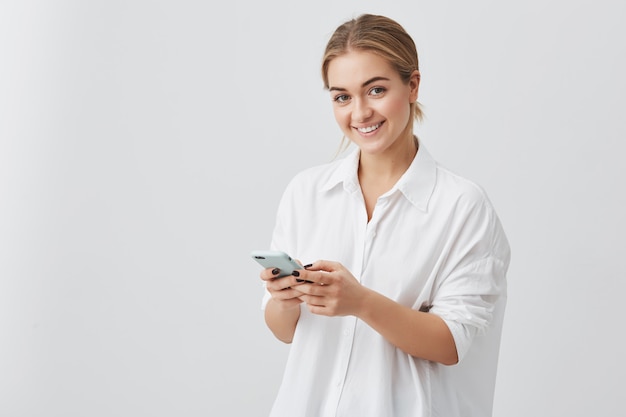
[{"xmin": 259, "ymin": 14, "xmax": 510, "ymax": 417}]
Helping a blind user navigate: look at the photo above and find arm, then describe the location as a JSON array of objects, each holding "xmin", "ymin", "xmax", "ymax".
[
  {"xmin": 264, "ymin": 298, "xmax": 301, "ymax": 343},
  {"xmin": 260, "ymin": 269, "xmax": 305, "ymax": 344},
  {"xmin": 357, "ymin": 288, "xmax": 458, "ymax": 365},
  {"xmin": 294, "ymin": 261, "xmax": 458, "ymax": 365}
]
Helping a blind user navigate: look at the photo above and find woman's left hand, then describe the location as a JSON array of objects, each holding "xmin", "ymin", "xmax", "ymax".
[
  {"xmin": 294, "ymin": 260, "xmax": 369, "ymax": 317},
  {"xmin": 295, "ymin": 260, "xmax": 459, "ymax": 364}
]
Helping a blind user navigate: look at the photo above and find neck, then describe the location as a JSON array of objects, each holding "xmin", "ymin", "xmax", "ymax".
[{"xmin": 358, "ymin": 134, "xmax": 418, "ymax": 182}]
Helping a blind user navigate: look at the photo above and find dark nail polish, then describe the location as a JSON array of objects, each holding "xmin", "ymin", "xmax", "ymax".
[
  {"xmin": 292, "ymin": 270, "xmax": 300, "ymax": 277},
  {"xmin": 272, "ymin": 268, "xmax": 280, "ymax": 275},
  {"xmin": 303, "ymin": 264, "xmax": 313, "ymax": 269}
]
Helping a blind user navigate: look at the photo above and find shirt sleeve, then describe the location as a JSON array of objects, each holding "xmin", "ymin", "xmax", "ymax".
[
  {"xmin": 428, "ymin": 189, "xmax": 511, "ymax": 362},
  {"xmin": 429, "ymin": 256, "xmax": 508, "ymax": 362}
]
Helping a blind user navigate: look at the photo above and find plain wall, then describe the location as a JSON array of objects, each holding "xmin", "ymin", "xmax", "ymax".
[{"xmin": 1, "ymin": 0, "xmax": 624, "ymax": 415}]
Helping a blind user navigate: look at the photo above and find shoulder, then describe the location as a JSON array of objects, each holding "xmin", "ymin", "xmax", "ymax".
[
  {"xmin": 282, "ymin": 154, "xmax": 351, "ymax": 197},
  {"xmin": 273, "ymin": 156, "xmax": 349, "ymax": 227},
  {"xmin": 433, "ymin": 163, "xmax": 495, "ymax": 212},
  {"xmin": 289, "ymin": 160, "xmax": 339, "ymax": 185},
  {"xmin": 433, "ymin": 163, "xmax": 510, "ymax": 262}
]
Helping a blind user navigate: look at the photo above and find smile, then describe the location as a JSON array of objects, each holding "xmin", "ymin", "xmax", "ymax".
[{"xmin": 356, "ymin": 123, "xmax": 382, "ymax": 133}]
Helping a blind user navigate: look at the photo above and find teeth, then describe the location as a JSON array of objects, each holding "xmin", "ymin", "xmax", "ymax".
[{"xmin": 358, "ymin": 124, "xmax": 380, "ymax": 133}]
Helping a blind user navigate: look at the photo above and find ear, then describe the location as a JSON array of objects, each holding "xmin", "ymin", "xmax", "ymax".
[{"xmin": 408, "ymin": 70, "xmax": 420, "ymax": 103}]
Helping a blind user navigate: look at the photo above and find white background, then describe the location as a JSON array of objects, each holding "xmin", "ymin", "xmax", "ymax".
[{"xmin": 1, "ymin": 0, "xmax": 624, "ymax": 416}]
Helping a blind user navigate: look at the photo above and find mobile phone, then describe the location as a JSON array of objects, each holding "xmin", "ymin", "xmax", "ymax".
[{"xmin": 251, "ymin": 250, "xmax": 303, "ymax": 278}]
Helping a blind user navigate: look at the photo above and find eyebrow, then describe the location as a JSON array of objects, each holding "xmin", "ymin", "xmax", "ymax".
[{"xmin": 329, "ymin": 76, "xmax": 390, "ymax": 92}]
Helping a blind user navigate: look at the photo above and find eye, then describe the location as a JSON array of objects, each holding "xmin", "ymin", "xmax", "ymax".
[
  {"xmin": 369, "ymin": 87, "xmax": 386, "ymax": 97},
  {"xmin": 333, "ymin": 94, "xmax": 350, "ymax": 104}
]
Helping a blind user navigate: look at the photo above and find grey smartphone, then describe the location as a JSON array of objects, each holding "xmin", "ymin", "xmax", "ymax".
[{"xmin": 251, "ymin": 250, "xmax": 303, "ymax": 278}]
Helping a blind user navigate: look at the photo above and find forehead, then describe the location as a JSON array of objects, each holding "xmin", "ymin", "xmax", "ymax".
[{"xmin": 327, "ymin": 50, "xmax": 398, "ymax": 88}]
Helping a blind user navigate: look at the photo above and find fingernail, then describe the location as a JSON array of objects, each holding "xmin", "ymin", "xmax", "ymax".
[
  {"xmin": 303, "ymin": 264, "xmax": 312, "ymax": 269},
  {"xmin": 272, "ymin": 268, "xmax": 280, "ymax": 275},
  {"xmin": 292, "ymin": 270, "xmax": 300, "ymax": 277}
]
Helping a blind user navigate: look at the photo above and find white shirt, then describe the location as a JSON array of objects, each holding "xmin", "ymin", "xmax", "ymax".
[{"xmin": 262, "ymin": 143, "xmax": 510, "ymax": 417}]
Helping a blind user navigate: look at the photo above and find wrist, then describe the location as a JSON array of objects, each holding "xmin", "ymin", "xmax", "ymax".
[
  {"xmin": 354, "ymin": 286, "xmax": 377, "ymax": 320},
  {"xmin": 270, "ymin": 297, "xmax": 302, "ymax": 314}
]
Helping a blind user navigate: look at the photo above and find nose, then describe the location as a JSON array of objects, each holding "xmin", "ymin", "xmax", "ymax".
[{"xmin": 352, "ymin": 98, "xmax": 373, "ymax": 122}]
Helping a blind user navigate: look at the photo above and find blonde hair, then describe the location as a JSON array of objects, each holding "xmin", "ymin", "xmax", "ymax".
[{"xmin": 321, "ymin": 14, "xmax": 424, "ymax": 123}]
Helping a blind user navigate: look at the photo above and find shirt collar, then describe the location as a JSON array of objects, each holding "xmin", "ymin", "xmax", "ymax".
[
  {"xmin": 395, "ymin": 141, "xmax": 437, "ymax": 212},
  {"xmin": 320, "ymin": 139, "xmax": 437, "ymax": 212},
  {"xmin": 320, "ymin": 147, "xmax": 361, "ymax": 194}
]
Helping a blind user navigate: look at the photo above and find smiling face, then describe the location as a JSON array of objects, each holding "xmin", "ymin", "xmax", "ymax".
[{"xmin": 327, "ymin": 50, "xmax": 420, "ymax": 157}]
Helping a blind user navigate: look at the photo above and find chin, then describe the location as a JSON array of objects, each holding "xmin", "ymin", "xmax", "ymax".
[{"xmin": 356, "ymin": 142, "xmax": 390, "ymax": 155}]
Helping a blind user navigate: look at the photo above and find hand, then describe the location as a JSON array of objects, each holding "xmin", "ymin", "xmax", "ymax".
[
  {"xmin": 292, "ymin": 260, "xmax": 367, "ymax": 317},
  {"xmin": 260, "ymin": 267, "xmax": 305, "ymax": 311}
]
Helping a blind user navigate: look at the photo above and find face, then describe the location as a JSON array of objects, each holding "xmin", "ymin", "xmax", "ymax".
[{"xmin": 327, "ymin": 50, "xmax": 419, "ymax": 157}]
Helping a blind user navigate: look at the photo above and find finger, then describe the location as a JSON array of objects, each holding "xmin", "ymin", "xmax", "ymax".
[
  {"xmin": 303, "ymin": 260, "xmax": 341, "ymax": 273},
  {"xmin": 295, "ymin": 269, "xmax": 332, "ymax": 287},
  {"xmin": 266, "ymin": 275, "xmax": 304, "ymax": 291},
  {"xmin": 273, "ymin": 287, "xmax": 304, "ymax": 301},
  {"xmin": 298, "ymin": 293, "xmax": 325, "ymax": 307},
  {"xmin": 289, "ymin": 269, "xmax": 314, "ymax": 285},
  {"xmin": 306, "ymin": 304, "xmax": 330, "ymax": 316},
  {"xmin": 291, "ymin": 282, "xmax": 323, "ymax": 296},
  {"xmin": 259, "ymin": 267, "xmax": 282, "ymax": 281}
]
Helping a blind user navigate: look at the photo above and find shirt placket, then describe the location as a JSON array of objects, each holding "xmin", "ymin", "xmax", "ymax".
[
  {"xmin": 330, "ymin": 195, "xmax": 388, "ymax": 416},
  {"xmin": 325, "ymin": 316, "xmax": 358, "ymax": 416},
  {"xmin": 360, "ymin": 195, "xmax": 388, "ymax": 281}
]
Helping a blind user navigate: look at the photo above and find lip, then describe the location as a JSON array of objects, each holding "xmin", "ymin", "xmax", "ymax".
[{"xmin": 353, "ymin": 121, "xmax": 384, "ymax": 135}]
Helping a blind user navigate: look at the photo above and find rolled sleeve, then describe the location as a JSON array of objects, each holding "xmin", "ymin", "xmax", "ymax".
[{"xmin": 429, "ymin": 256, "xmax": 508, "ymax": 362}]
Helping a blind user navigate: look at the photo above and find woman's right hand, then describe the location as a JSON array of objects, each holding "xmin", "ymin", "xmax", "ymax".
[
  {"xmin": 261, "ymin": 268, "xmax": 304, "ymax": 343},
  {"xmin": 260, "ymin": 268, "xmax": 305, "ymax": 311}
]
